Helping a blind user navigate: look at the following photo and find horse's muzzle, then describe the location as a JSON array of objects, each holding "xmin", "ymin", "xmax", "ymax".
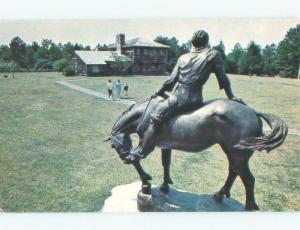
[
  {"xmin": 120, "ymin": 151, "xmax": 138, "ymax": 165},
  {"xmin": 118, "ymin": 150, "xmax": 133, "ymax": 164}
]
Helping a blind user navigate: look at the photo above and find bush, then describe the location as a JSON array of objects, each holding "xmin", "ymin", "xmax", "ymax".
[
  {"xmin": 34, "ymin": 59, "xmax": 53, "ymax": 71},
  {"xmin": 107, "ymin": 53, "xmax": 132, "ymax": 75},
  {"xmin": 0, "ymin": 61, "xmax": 18, "ymax": 72},
  {"xmin": 53, "ymin": 58, "xmax": 69, "ymax": 72},
  {"xmin": 63, "ymin": 65, "xmax": 76, "ymax": 76}
]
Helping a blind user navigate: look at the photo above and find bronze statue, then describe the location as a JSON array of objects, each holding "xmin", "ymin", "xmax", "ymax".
[
  {"xmin": 129, "ymin": 30, "xmax": 245, "ymax": 161},
  {"xmin": 105, "ymin": 30, "xmax": 288, "ymax": 211}
]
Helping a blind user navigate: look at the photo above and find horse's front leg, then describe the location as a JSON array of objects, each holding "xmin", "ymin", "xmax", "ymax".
[
  {"xmin": 160, "ymin": 148, "xmax": 173, "ymax": 194},
  {"xmin": 132, "ymin": 160, "xmax": 152, "ymax": 194}
]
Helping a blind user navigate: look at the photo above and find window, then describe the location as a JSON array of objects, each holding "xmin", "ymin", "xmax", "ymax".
[
  {"xmin": 136, "ymin": 48, "xmax": 140, "ymax": 55},
  {"xmin": 143, "ymin": 49, "xmax": 148, "ymax": 55},
  {"xmin": 92, "ymin": 65, "xmax": 100, "ymax": 73}
]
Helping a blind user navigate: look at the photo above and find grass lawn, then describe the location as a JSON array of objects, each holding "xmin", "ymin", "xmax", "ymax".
[{"xmin": 0, "ymin": 72, "xmax": 299, "ymax": 211}]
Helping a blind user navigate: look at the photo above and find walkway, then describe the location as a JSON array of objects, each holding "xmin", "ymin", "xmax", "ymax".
[{"xmin": 56, "ymin": 80, "xmax": 135, "ymax": 106}]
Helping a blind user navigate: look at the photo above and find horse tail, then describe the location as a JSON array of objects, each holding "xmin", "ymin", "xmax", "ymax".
[{"xmin": 234, "ymin": 112, "xmax": 288, "ymax": 153}]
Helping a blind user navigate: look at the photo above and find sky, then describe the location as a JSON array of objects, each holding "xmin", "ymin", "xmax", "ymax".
[
  {"xmin": 0, "ymin": 0, "xmax": 299, "ymax": 53},
  {"xmin": 0, "ymin": 18, "xmax": 299, "ymax": 53}
]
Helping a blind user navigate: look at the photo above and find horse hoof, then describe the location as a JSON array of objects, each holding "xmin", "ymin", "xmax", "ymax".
[
  {"xmin": 225, "ymin": 191, "xmax": 231, "ymax": 198},
  {"xmin": 160, "ymin": 184, "xmax": 170, "ymax": 194},
  {"xmin": 142, "ymin": 183, "xmax": 151, "ymax": 195},
  {"xmin": 145, "ymin": 174, "xmax": 153, "ymax": 181},
  {"xmin": 166, "ymin": 177, "xmax": 173, "ymax": 185},
  {"xmin": 245, "ymin": 203, "xmax": 260, "ymax": 211},
  {"xmin": 213, "ymin": 192, "xmax": 224, "ymax": 203}
]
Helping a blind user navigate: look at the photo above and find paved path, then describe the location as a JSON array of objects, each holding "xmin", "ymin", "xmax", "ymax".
[
  {"xmin": 56, "ymin": 80, "xmax": 135, "ymax": 106},
  {"xmin": 56, "ymin": 80, "xmax": 300, "ymax": 137}
]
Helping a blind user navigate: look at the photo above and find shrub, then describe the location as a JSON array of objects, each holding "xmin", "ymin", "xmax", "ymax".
[
  {"xmin": 63, "ymin": 65, "xmax": 76, "ymax": 76},
  {"xmin": 0, "ymin": 61, "xmax": 18, "ymax": 72},
  {"xmin": 107, "ymin": 53, "xmax": 132, "ymax": 75},
  {"xmin": 53, "ymin": 58, "xmax": 69, "ymax": 72},
  {"xmin": 34, "ymin": 59, "xmax": 53, "ymax": 71}
]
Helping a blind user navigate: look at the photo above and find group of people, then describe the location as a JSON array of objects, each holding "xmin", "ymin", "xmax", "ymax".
[{"xmin": 106, "ymin": 79, "xmax": 129, "ymax": 100}]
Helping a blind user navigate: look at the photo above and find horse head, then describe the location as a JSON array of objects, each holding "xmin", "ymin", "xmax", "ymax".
[{"xmin": 104, "ymin": 133, "xmax": 133, "ymax": 163}]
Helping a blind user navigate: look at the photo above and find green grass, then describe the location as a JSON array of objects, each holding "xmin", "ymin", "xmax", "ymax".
[{"xmin": 0, "ymin": 72, "xmax": 299, "ymax": 211}]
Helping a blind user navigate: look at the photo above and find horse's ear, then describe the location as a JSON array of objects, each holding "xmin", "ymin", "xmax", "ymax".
[{"xmin": 103, "ymin": 136, "xmax": 111, "ymax": 142}]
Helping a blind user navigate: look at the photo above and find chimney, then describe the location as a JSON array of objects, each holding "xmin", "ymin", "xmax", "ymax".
[{"xmin": 116, "ymin": 33, "xmax": 125, "ymax": 54}]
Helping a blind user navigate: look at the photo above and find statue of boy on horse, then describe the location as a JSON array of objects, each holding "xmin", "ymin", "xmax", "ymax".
[
  {"xmin": 107, "ymin": 30, "xmax": 287, "ymax": 211},
  {"xmin": 127, "ymin": 30, "xmax": 245, "ymax": 163}
]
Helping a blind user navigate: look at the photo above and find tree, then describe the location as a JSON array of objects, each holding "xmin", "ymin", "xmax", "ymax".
[
  {"xmin": 213, "ymin": 40, "xmax": 226, "ymax": 60},
  {"xmin": 238, "ymin": 41, "xmax": 263, "ymax": 75},
  {"xmin": 180, "ymin": 40, "xmax": 192, "ymax": 54},
  {"xmin": 95, "ymin": 43, "xmax": 115, "ymax": 51},
  {"xmin": 0, "ymin": 45, "xmax": 11, "ymax": 62},
  {"xmin": 276, "ymin": 24, "xmax": 300, "ymax": 78},
  {"xmin": 225, "ymin": 43, "xmax": 245, "ymax": 74},
  {"xmin": 154, "ymin": 36, "xmax": 186, "ymax": 72},
  {"xmin": 0, "ymin": 61, "xmax": 17, "ymax": 77},
  {"xmin": 107, "ymin": 53, "xmax": 133, "ymax": 75},
  {"xmin": 62, "ymin": 42, "xmax": 75, "ymax": 60},
  {"xmin": 262, "ymin": 44, "xmax": 278, "ymax": 76},
  {"xmin": 53, "ymin": 58, "xmax": 69, "ymax": 72},
  {"xmin": 9, "ymin": 36, "xmax": 27, "ymax": 68},
  {"xmin": 37, "ymin": 39, "xmax": 53, "ymax": 60}
]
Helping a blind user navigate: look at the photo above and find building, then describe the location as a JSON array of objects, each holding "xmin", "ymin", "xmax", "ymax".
[
  {"xmin": 71, "ymin": 34, "xmax": 170, "ymax": 76},
  {"xmin": 71, "ymin": 50, "xmax": 131, "ymax": 76},
  {"xmin": 117, "ymin": 34, "xmax": 170, "ymax": 75}
]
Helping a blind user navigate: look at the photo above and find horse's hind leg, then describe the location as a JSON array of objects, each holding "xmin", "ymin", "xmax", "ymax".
[
  {"xmin": 213, "ymin": 161, "xmax": 238, "ymax": 203},
  {"xmin": 160, "ymin": 148, "xmax": 173, "ymax": 194},
  {"xmin": 133, "ymin": 160, "xmax": 152, "ymax": 194},
  {"xmin": 231, "ymin": 149, "xmax": 259, "ymax": 211}
]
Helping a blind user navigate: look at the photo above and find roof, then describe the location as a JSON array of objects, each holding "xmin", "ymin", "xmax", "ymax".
[
  {"xmin": 123, "ymin": 38, "xmax": 170, "ymax": 48},
  {"xmin": 75, "ymin": 50, "xmax": 131, "ymax": 65}
]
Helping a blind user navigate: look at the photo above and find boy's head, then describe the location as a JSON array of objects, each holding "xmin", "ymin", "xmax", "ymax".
[
  {"xmin": 191, "ymin": 30, "xmax": 209, "ymax": 48},
  {"xmin": 118, "ymin": 79, "xmax": 120, "ymax": 83},
  {"xmin": 108, "ymin": 80, "xmax": 111, "ymax": 83}
]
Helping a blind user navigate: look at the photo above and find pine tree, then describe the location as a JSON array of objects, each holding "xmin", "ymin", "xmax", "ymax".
[
  {"xmin": 9, "ymin": 37, "xmax": 27, "ymax": 68},
  {"xmin": 262, "ymin": 44, "xmax": 278, "ymax": 76},
  {"xmin": 276, "ymin": 24, "xmax": 300, "ymax": 78}
]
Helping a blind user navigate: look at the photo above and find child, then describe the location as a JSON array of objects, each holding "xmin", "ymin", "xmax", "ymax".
[
  {"xmin": 123, "ymin": 83, "xmax": 129, "ymax": 98},
  {"xmin": 115, "ymin": 79, "xmax": 122, "ymax": 100},
  {"xmin": 106, "ymin": 80, "xmax": 114, "ymax": 100}
]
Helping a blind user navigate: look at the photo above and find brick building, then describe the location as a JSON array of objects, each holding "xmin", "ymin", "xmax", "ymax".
[{"xmin": 71, "ymin": 34, "xmax": 169, "ymax": 76}]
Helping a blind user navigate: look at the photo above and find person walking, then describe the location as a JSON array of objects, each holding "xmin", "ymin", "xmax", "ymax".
[
  {"xmin": 106, "ymin": 80, "xmax": 114, "ymax": 100},
  {"xmin": 115, "ymin": 79, "xmax": 122, "ymax": 100},
  {"xmin": 123, "ymin": 82, "xmax": 129, "ymax": 98}
]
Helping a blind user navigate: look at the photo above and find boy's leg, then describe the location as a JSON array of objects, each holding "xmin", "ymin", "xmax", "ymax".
[{"xmin": 128, "ymin": 95, "xmax": 178, "ymax": 160}]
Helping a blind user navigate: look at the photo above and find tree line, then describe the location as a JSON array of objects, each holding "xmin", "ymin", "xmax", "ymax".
[
  {"xmin": 0, "ymin": 24, "xmax": 299, "ymax": 78},
  {"xmin": 156, "ymin": 24, "xmax": 299, "ymax": 78}
]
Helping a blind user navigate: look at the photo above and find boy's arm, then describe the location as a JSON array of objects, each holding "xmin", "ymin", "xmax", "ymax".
[
  {"xmin": 156, "ymin": 60, "xmax": 181, "ymax": 95},
  {"xmin": 213, "ymin": 51, "xmax": 246, "ymax": 105}
]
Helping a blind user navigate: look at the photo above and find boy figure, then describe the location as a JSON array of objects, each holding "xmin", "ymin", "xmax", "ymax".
[
  {"xmin": 115, "ymin": 79, "xmax": 122, "ymax": 100},
  {"xmin": 123, "ymin": 83, "xmax": 129, "ymax": 98},
  {"xmin": 126, "ymin": 30, "xmax": 245, "ymax": 162},
  {"xmin": 106, "ymin": 80, "xmax": 114, "ymax": 100}
]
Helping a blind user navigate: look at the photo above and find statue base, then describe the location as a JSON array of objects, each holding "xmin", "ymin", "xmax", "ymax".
[{"xmin": 101, "ymin": 181, "xmax": 245, "ymax": 212}]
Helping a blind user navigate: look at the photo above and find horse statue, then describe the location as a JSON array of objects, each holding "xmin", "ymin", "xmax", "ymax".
[{"xmin": 104, "ymin": 95, "xmax": 288, "ymax": 211}]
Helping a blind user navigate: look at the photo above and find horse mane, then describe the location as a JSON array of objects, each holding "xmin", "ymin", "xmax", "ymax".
[
  {"xmin": 111, "ymin": 94, "xmax": 170, "ymax": 135},
  {"xmin": 111, "ymin": 97, "xmax": 151, "ymax": 135}
]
